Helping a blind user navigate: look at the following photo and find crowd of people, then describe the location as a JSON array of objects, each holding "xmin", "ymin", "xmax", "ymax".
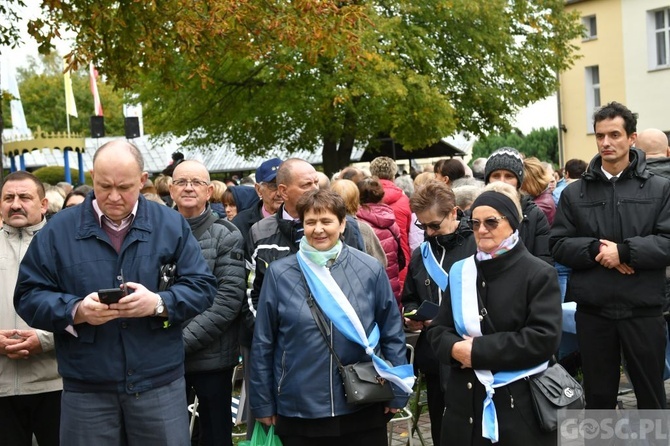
[{"xmin": 2, "ymin": 100, "xmax": 670, "ymax": 446}]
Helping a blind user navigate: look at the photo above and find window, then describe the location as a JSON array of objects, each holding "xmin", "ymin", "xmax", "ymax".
[
  {"xmin": 582, "ymin": 15, "xmax": 597, "ymax": 40},
  {"xmin": 585, "ymin": 66, "xmax": 601, "ymax": 132},
  {"xmin": 648, "ymin": 8, "xmax": 670, "ymax": 69}
]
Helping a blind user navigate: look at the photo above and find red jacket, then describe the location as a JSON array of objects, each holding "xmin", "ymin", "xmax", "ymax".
[
  {"xmin": 357, "ymin": 203, "xmax": 403, "ymax": 304},
  {"xmin": 379, "ymin": 179, "xmax": 411, "ymax": 287}
]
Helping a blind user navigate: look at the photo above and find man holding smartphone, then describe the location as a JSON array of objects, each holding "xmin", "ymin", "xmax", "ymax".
[{"xmin": 14, "ymin": 140, "xmax": 217, "ymax": 445}]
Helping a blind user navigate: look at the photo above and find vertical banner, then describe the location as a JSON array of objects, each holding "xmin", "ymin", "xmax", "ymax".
[
  {"xmin": 89, "ymin": 62, "xmax": 103, "ymax": 116},
  {"xmin": 64, "ymin": 59, "xmax": 78, "ymax": 118}
]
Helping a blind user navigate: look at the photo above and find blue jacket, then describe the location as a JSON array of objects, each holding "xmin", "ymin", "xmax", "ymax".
[
  {"xmin": 14, "ymin": 194, "xmax": 217, "ymax": 394},
  {"xmin": 250, "ymin": 245, "xmax": 408, "ymax": 419}
]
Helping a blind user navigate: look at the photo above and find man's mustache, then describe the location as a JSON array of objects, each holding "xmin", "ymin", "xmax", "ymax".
[{"xmin": 9, "ymin": 209, "xmax": 27, "ymax": 217}]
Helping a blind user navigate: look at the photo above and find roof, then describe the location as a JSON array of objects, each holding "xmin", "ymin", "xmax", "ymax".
[{"xmin": 2, "ymin": 132, "xmax": 473, "ymax": 175}]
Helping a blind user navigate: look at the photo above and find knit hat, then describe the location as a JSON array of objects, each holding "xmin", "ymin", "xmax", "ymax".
[
  {"xmin": 255, "ymin": 158, "xmax": 282, "ymax": 183},
  {"xmin": 470, "ymin": 191, "xmax": 521, "ymax": 231},
  {"xmin": 369, "ymin": 156, "xmax": 398, "ymax": 180},
  {"xmin": 484, "ymin": 147, "xmax": 524, "ymax": 188}
]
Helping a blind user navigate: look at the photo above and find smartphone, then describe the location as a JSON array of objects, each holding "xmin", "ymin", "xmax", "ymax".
[{"xmin": 98, "ymin": 288, "xmax": 125, "ymax": 305}]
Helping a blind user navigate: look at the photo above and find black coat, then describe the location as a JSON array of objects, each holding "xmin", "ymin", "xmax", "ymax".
[
  {"xmin": 401, "ymin": 219, "xmax": 475, "ymax": 374},
  {"xmin": 550, "ymin": 148, "xmax": 670, "ymax": 318},
  {"xmin": 519, "ymin": 195, "xmax": 552, "ymax": 264},
  {"xmin": 427, "ymin": 242, "xmax": 562, "ymax": 445},
  {"xmin": 183, "ymin": 213, "xmax": 246, "ymax": 372}
]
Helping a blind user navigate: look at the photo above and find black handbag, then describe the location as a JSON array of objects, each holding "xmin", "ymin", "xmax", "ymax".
[
  {"xmin": 306, "ymin": 294, "xmax": 394, "ymax": 405},
  {"xmin": 528, "ymin": 362, "xmax": 585, "ymax": 432},
  {"xmin": 475, "ymin": 285, "xmax": 584, "ymax": 432}
]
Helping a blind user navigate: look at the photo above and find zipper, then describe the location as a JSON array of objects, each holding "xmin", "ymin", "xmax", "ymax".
[
  {"xmin": 506, "ymin": 387, "xmax": 515, "ymax": 408},
  {"xmin": 277, "ymin": 350, "xmax": 287, "ymax": 395}
]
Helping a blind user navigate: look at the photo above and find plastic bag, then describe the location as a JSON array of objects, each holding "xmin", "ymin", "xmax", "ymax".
[
  {"xmin": 249, "ymin": 421, "xmax": 267, "ymax": 446},
  {"xmin": 240, "ymin": 421, "xmax": 282, "ymax": 446},
  {"xmin": 266, "ymin": 425, "xmax": 283, "ymax": 446}
]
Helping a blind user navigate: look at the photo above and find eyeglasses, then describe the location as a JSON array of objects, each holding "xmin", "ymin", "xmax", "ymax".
[
  {"xmin": 172, "ymin": 179, "xmax": 210, "ymax": 188},
  {"xmin": 261, "ymin": 181, "xmax": 278, "ymax": 191},
  {"xmin": 467, "ymin": 216, "xmax": 506, "ymax": 231},
  {"xmin": 415, "ymin": 213, "xmax": 448, "ymax": 231}
]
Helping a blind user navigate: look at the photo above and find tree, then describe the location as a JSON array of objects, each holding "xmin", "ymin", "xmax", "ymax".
[
  {"xmin": 472, "ymin": 127, "xmax": 559, "ymax": 165},
  {"xmin": 3, "ymin": 53, "xmax": 129, "ymax": 136},
  {"xmin": 30, "ymin": 0, "xmax": 582, "ymax": 175}
]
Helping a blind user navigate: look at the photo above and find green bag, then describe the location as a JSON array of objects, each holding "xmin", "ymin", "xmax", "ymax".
[
  {"xmin": 241, "ymin": 421, "xmax": 282, "ymax": 446},
  {"xmin": 266, "ymin": 425, "xmax": 283, "ymax": 446}
]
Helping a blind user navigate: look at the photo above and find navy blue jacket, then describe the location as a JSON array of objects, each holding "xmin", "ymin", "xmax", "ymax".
[
  {"xmin": 14, "ymin": 194, "xmax": 217, "ymax": 394},
  {"xmin": 250, "ymin": 245, "xmax": 409, "ymax": 419}
]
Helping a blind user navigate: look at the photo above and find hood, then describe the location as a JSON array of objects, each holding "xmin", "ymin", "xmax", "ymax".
[
  {"xmin": 229, "ymin": 186, "xmax": 260, "ymax": 213},
  {"xmin": 356, "ymin": 203, "xmax": 397, "ymax": 230},
  {"xmin": 379, "ymin": 179, "xmax": 407, "ymax": 206}
]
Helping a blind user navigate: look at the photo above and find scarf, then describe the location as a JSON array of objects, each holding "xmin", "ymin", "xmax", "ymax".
[
  {"xmin": 296, "ymin": 249, "xmax": 415, "ymax": 394},
  {"xmin": 475, "ymin": 230, "xmax": 519, "ymax": 261},
  {"xmin": 420, "ymin": 241, "xmax": 449, "ymax": 292},
  {"xmin": 449, "ymin": 256, "xmax": 547, "ymax": 443},
  {"xmin": 299, "ymin": 237, "xmax": 342, "ymax": 266}
]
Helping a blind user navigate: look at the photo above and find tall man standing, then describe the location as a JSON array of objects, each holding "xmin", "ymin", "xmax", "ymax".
[
  {"xmin": 0, "ymin": 172, "xmax": 62, "ymax": 446},
  {"xmin": 550, "ymin": 102, "xmax": 670, "ymax": 409},
  {"xmin": 171, "ymin": 160, "xmax": 246, "ymax": 446},
  {"xmin": 14, "ymin": 140, "xmax": 217, "ymax": 445}
]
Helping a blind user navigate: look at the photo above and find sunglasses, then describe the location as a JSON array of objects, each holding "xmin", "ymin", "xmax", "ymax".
[
  {"xmin": 415, "ymin": 213, "xmax": 448, "ymax": 232},
  {"xmin": 467, "ymin": 216, "xmax": 506, "ymax": 231}
]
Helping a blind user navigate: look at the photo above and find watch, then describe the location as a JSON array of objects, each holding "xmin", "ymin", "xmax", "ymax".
[{"xmin": 154, "ymin": 296, "xmax": 165, "ymax": 317}]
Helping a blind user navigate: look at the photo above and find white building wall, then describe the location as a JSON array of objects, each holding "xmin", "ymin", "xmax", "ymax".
[{"xmin": 622, "ymin": 0, "xmax": 670, "ymax": 131}]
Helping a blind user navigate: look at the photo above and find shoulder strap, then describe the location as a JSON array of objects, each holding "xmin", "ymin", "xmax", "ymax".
[
  {"xmin": 305, "ymin": 291, "xmax": 345, "ymax": 372},
  {"xmin": 192, "ymin": 212, "xmax": 219, "ymax": 240}
]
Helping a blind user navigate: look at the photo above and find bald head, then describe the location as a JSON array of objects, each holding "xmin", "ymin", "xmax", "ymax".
[
  {"xmin": 93, "ymin": 139, "xmax": 145, "ymax": 171},
  {"xmin": 170, "ymin": 160, "xmax": 213, "ymax": 218},
  {"xmin": 172, "ymin": 160, "xmax": 210, "ymax": 182},
  {"xmin": 637, "ymin": 128, "xmax": 670, "ymax": 158},
  {"xmin": 91, "ymin": 139, "xmax": 148, "ymax": 224},
  {"xmin": 276, "ymin": 158, "xmax": 319, "ymax": 217}
]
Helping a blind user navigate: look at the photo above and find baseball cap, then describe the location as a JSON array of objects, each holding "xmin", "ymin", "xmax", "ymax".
[{"xmin": 255, "ymin": 158, "xmax": 283, "ymax": 183}]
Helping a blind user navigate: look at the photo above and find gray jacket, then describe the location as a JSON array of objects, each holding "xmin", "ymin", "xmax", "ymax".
[
  {"xmin": 0, "ymin": 219, "xmax": 62, "ymax": 396},
  {"xmin": 183, "ymin": 209, "xmax": 246, "ymax": 372}
]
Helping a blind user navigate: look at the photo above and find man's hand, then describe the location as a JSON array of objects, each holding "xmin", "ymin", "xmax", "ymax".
[
  {"xmin": 73, "ymin": 293, "xmax": 121, "ymax": 325},
  {"xmin": 0, "ymin": 329, "xmax": 24, "ymax": 358},
  {"xmin": 108, "ymin": 282, "xmax": 162, "ymax": 318},
  {"xmin": 596, "ymin": 239, "xmax": 635, "ymax": 274},
  {"xmin": 256, "ymin": 416, "xmax": 276, "ymax": 427},
  {"xmin": 3, "ymin": 330, "xmax": 44, "ymax": 359},
  {"xmin": 451, "ymin": 335, "xmax": 473, "ymax": 368}
]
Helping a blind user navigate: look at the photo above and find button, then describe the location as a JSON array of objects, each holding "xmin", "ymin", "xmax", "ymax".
[
  {"xmin": 467, "ymin": 382, "xmax": 472, "ymax": 389},
  {"xmin": 469, "ymin": 417, "xmax": 473, "ymax": 424},
  {"xmin": 127, "ymin": 370, "xmax": 134, "ymax": 376},
  {"xmin": 128, "ymin": 383, "xmax": 134, "ymax": 390},
  {"xmin": 121, "ymin": 322, "xmax": 128, "ymax": 329}
]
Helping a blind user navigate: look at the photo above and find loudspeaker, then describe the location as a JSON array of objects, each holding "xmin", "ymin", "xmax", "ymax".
[
  {"xmin": 124, "ymin": 117, "xmax": 140, "ymax": 139},
  {"xmin": 90, "ymin": 116, "xmax": 105, "ymax": 138}
]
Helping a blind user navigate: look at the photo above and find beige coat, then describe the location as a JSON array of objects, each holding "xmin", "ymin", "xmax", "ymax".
[{"xmin": 0, "ymin": 220, "xmax": 61, "ymax": 396}]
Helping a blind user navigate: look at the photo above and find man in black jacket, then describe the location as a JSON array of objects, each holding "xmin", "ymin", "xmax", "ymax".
[
  {"xmin": 171, "ymin": 160, "xmax": 246, "ymax": 446},
  {"xmin": 550, "ymin": 102, "xmax": 670, "ymax": 410},
  {"xmin": 232, "ymin": 157, "xmax": 283, "ymax": 254}
]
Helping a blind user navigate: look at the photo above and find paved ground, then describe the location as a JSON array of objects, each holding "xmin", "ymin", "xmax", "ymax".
[{"xmin": 387, "ymin": 374, "xmax": 670, "ymax": 446}]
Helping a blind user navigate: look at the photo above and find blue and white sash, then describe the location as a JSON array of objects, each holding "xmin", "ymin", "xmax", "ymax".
[
  {"xmin": 450, "ymin": 256, "xmax": 548, "ymax": 443},
  {"xmin": 420, "ymin": 241, "xmax": 449, "ymax": 292},
  {"xmin": 297, "ymin": 251, "xmax": 415, "ymax": 395}
]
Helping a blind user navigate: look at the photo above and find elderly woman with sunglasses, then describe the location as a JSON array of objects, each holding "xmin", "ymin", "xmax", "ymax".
[
  {"xmin": 427, "ymin": 182, "xmax": 562, "ymax": 446},
  {"xmin": 401, "ymin": 180, "xmax": 476, "ymax": 443}
]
